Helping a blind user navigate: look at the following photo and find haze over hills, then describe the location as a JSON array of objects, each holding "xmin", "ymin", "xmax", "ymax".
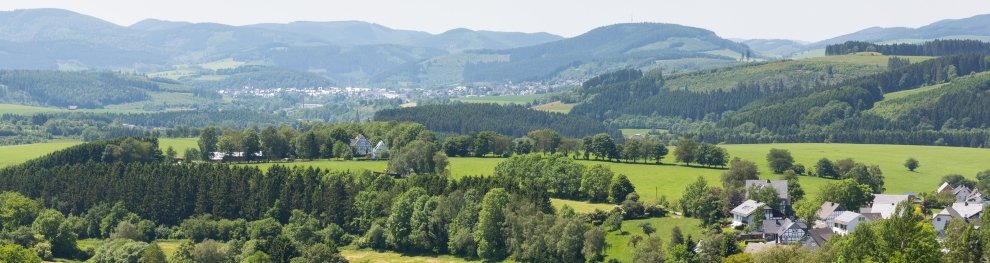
[{"xmin": 5, "ymin": 8, "xmax": 990, "ymax": 86}]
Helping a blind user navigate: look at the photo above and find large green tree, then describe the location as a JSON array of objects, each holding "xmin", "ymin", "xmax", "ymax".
[
  {"xmin": 474, "ymin": 188, "xmax": 510, "ymax": 261},
  {"xmin": 766, "ymin": 148, "xmax": 795, "ymax": 174}
]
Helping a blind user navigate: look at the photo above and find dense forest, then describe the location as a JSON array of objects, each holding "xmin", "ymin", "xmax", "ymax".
[
  {"xmin": 0, "ymin": 70, "xmax": 163, "ymax": 108},
  {"xmin": 825, "ymin": 39, "xmax": 990, "ymax": 56},
  {"xmin": 573, "ymin": 53, "xmax": 990, "ymax": 147},
  {"xmin": 374, "ymin": 103, "xmax": 622, "ymax": 139},
  {"xmin": 0, "ymin": 137, "xmax": 677, "ymax": 262}
]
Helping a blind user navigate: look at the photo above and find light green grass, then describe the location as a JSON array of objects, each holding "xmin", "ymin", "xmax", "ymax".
[
  {"xmin": 551, "ymin": 198, "xmax": 617, "ymax": 214},
  {"xmin": 604, "ymin": 216, "xmax": 704, "ymax": 262},
  {"xmin": 159, "ymin": 138, "xmax": 200, "ymax": 153},
  {"xmin": 452, "ymin": 95, "xmax": 542, "ymax": 105},
  {"xmin": 723, "ymin": 143, "xmax": 990, "ymax": 197},
  {"xmin": 341, "ymin": 249, "xmax": 479, "ymax": 263},
  {"xmin": 0, "ymin": 103, "xmax": 67, "ymax": 114},
  {"xmin": 0, "ymin": 141, "xmax": 81, "ymax": 168},
  {"xmin": 531, "ymin": 101, "xmax": 575, "ymax": 114}
]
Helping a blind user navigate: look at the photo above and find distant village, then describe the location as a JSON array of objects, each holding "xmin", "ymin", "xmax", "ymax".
[
  {"xmin": 214, "ymin": 79, "xmax": 582, "ymax": 104},
  {"xmin": 733, "ymin": 179, "xmax": 982, "ymax": 253}
]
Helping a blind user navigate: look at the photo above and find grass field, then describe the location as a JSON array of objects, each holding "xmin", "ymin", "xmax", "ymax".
[
  {"xmin": 341, "ymin": 249, "xmax": 479, "ymax": 263},
  {"xmin": 0, "ymin": 141, "xmax": 81, "ymax": 168},
  {"xmin": 551, "ymin": 198, "xmax": 617, "ymax": 213},
  {"xmin": 532, "ymin": 101, "xmax": 576, "ymax": 113},
  {"xmin": 0, "ymin": 103, "xmax": 66, "ymax": 114},
  {"xmin": 158, "ymin": 138, "xmax": 200, "ymax": 153},
  {"xmin": 604, "ymin": 216, "xmax": 703, "ymax": 262},
  {"xmin": 452, "ymin": 94, "xmax": 542, "ymax": 105}
]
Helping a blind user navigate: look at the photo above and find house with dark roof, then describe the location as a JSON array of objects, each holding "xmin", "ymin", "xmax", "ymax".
[
  {"xmin": 350, "ymin": 134, "xmax": 373, "ymax": 156},
  {"xmin": 761, "ymin": 218, "xmax": 807, "ymax": 244},
  {"xmin": 933, "ymin": 201, "xmax": 983, "ymax": 235}
]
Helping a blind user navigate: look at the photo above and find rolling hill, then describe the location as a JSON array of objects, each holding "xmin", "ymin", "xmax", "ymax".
[
  {"xmin": 812, "ymin": 14, "xmax": 990, "ymax": 47},
  {"xmin": 376, "ymin": 23, "xmax": 752, "ymax": 85},
  {"xmin": 0, "ymin": 8, "xmax": 562, "ymax": 85}
]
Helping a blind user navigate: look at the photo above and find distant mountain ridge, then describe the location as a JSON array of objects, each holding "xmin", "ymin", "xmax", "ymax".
[
  {"xmin": 0, "ymin": 8, "xmax": 563, "ymax": 85},
  {"xmin": 812, "ymin": 14, "xmax": 990, "ymax": 47}
]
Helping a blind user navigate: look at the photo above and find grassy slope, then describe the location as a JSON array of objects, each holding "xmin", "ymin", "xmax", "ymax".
[
  {"xmin": 532, "ymin": 101, "xmax": 576, "ymax": 114},
  {"xmin": 663, "ymin": 54, "xmax": 932, "ymax": 92},
  {"xmin": 868, "ymin": 72, "xmax": 990, "ymax": 119},
  {"xmin": 341, "ymin": 249, "xmax": 480, "ymax": 263}
]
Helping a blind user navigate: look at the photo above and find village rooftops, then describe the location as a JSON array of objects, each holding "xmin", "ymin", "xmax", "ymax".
[{"xmin": 935, "ymin": 202, "xmax": 983, "ymax": 220}]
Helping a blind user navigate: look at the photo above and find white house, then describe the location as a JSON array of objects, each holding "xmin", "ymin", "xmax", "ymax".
[
  {"xmin": 937, "ymin": 182, "xmax": 974, "ymax": 203},
  {"xmin": 831, "ymin": 211, "xmax": 867, "ymax": 235},
  {"xmin": 731, "ymin": 200, "xmax": 765, "ymax": 227},
  {"xmin": 860, "ymin": 194, "xmax": 912, "ymax": 219},
  {"xmin": 933, "ymin": 201, "xmax": 983, "ymax": 235},
  {"xmin": 371, "ymin": 140, "xmax": 389, "ymax": 159}
]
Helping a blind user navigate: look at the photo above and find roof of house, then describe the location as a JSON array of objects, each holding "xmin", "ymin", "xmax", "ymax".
[
  {"xmin": 744, "ymin": 242, "xmax": 779, "ymax": 253},
  {"xmin": 936, "ymin": 202, "xmax": 983, "ymax": 220},
  {"xmin": 731, "ymin": 200, "xmax": 766, "ymax": 217},
  {"xmin": 834, "ymin": 211, "xmax": 864, "ymax": 224},
  {"xmin": 954, "ymin": 185, "xmax": 972, "ymax": 195},
  {"xmin": 808, "ymin": 227, "xmax": 834, "ymax": 246},
  {"xmin": 746, "ymin": 179, "xmax": 789, "ymax": 200},
  {"xmin": 763, "ymin": 218, "xmax": 806, "ymax": 236},
  {"xmin": 937, "ymin": 182, "xmax": 953, "ymax": 194},
  {"xmin": 868, "ymin": 194, "xmax": 912, "ymax": 218},
  {"xmin": 350, "ymin": 134, "xmax": 370, "ymax": 146},
  {"xmin": 816, "ymin": 202, "xmax": 842, "ymax": 220},
  {"xmin": 862, "ymin": 213, "xmax": 883, "ymax": 220},
  {"xmin": 375, "ymin": 140, "xmax": 387, "ymax": 148},
  {"xmin": 967, "ymin": 188, "xmax": 983, "ymax": 203}
]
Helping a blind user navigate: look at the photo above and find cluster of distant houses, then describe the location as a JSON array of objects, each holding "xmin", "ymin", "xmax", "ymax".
[
  {"xmin": 206, "ymin": 133, "xmax": 389, "ymax": 162},
  {"xmin": 731, "ymin": 179, "xmax": 985, "ymax": 253}
]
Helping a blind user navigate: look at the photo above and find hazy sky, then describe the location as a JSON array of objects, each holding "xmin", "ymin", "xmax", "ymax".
[{"xmin": 3, "ymin": 0, "xmax": 990, "ymax": 42}]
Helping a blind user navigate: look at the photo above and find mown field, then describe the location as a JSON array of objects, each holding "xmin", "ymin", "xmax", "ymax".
[{"xmin": 532, "ymin": 101, "xmax": 576, "ymax": 113}]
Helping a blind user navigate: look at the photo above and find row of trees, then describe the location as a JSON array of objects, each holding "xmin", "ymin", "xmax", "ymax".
[
  {"xmin": 196, "ymin": 121, "xmax": 429, "ymax": 161},
  {"xmin": 374, "ymin": 103, "xmax": 621, "ymax": 139},
  {"xmin": 826, "ymin": 39, "xmax": 990, "ymax": 56}
]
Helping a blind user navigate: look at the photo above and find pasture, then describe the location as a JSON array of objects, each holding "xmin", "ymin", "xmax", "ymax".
[{"xmin": 532, "ymin": 101, "xmax": 576, "ymax": 113}]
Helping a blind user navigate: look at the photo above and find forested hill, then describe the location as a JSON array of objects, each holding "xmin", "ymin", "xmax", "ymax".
[
  {"xmin": 374, "ymin": 103, "xmax": 621, "ymax": 139},
  {"xmin": 375, "ymin": 23, "xmax": 752, "ymax": 85},
  {"xmin": 0, "ymin": 70, "xmax": 164, "ymax": 108},
  {"xmin": 573, "ymin": 53, "xmax": 990, "ymax": 147}
]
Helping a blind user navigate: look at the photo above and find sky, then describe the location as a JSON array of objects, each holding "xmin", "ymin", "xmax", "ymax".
[{"xmin": 3, "ymin": 0, "xmax": 990, "ymax": 42}]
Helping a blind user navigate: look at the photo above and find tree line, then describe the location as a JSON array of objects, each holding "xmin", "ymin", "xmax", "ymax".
[
  {"xmin": 374, "ymin": 103, "xmax": 622, "ymax": 139},
  {"xmin": 0, "ymin": 70, "xmax": 161, "ymax": 108},
  {"xmin": 826, "ymin": 39, "xmax": 990, "ymax": 56}
]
